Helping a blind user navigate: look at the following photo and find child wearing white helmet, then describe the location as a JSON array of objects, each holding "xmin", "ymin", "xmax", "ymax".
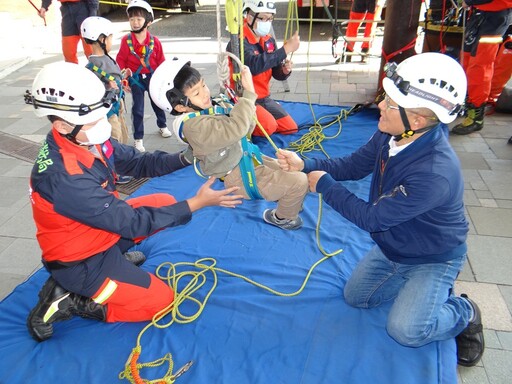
[
  {"xmin": 81, "ymin": 17, "xmax": 131, "ymax": 149},
  {"xmin": 226, "ymin": 0, "xmax": 301, "ymax": 138},
  {"xmin": 25, "ymin": 61, "xmax": 242, "ymax": 342},
  {"xmin": 150, "ymin": 58, "xmax": 308, "ymax": 230},
  {"xmin": 116, "ymin": 0, "xmax": 170, "ymax": 152},
  {"xmin": 277, "ymin": 52, "xmax": 484, "ymax": 367}
]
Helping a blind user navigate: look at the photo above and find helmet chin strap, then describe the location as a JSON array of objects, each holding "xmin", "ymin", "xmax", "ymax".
[
  {"xmin": 65, "ymin": 124, "xmax": 84, "ymax": 144},
  {"xmin": 132, "ymin": 20, "xmax": 149, "ymax": 34},
  {"xmin": 248, "ymin": 12, "xmax": 258, "ymax": 31},
  {"xmin": 393, "ymin": 106, "xmax": 435, "ymax": 142}
]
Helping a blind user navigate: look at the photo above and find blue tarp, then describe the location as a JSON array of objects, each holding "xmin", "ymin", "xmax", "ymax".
[{"xmin": 0, "ymin": 102, "xmax": 457, "ymax": 383}]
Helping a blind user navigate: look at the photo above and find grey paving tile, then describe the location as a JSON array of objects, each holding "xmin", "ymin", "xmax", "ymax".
[
  {"xmin": 458, "ymin": 366, "xmax": 489, "ymax": 384},
  {"xmin": 0, "ymin": 201, "xmax": 36, "ymax": 239},
  {"xmin": 498, "ymin": 285, "xmax": 512, "ymax": 319},
  {"xmin": 481, "ymin": 348, "xmax": 512, "ymax": 384},
  {"xmin": 485, "ymin": 159, "xmax": 512, "ymax": 171},
  {"xmin": 0, "ymin": 175, "xmax": 30, "ymax": 208},
  {"xmin": 483, "ymin": 329, "xmax": 502, "ymax": 349},
  {"xmin": 464, "ymin": 235, "xmax": 512, "ymax": 286},
  {"xmin": 466, "ymin": 207, "xmax": 512, "ymax": 237},
  {"xmin": 456, "ymin": 152, "xmax": 490, "ymax": 170},
  {"xmin": 455, "ymin": 281, "xmax": 512, "ymax": 331},
  {"xmin": 496, "ymin": 332, "xmax": 512, "ymax": 351},
  {"xmin": 0, "ymin": 237, "xmax": 41, "ymax": 277},
  {"xmin": 486, "ymin": 139, "xmax": 512, "ymax": 161}
]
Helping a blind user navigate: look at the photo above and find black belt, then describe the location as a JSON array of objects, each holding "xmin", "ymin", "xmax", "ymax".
[{"xmin": 43, "ymin": 259, "xmax": 82, "ymax": 270}]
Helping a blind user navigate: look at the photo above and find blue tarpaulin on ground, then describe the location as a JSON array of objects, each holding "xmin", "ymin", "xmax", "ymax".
[{"xmin": 0, "ymin": 102, "xmax": 457, "ymax": 383}]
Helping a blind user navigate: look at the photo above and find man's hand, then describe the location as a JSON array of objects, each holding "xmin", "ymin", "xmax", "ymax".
[
  {"xmin": 38, "ymin": 8, "xmax": 47, "ymax": 18},
  {"xmin": 240, "ymin": 65, "xmax": 255, "ymax": 94},
  {"xmin": 276, "ymin": 149, "xmax": 304, "ymax": 172},
  {"xmin": 307, "ymin": 171, "xmax": 326, "ymax": 193},
  {"xmin": 284, "ymin": 31, "xmax": 300, "ymax": 55},
  {"xmin": 187, "ymin": 178, "xmax": 243, "ymax": 211}
]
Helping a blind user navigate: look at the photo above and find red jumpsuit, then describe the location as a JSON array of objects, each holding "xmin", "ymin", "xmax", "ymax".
[
  {"xmin": 226, "ymin": 20, "xmax": 298, "ymax": 137},
  {"xmin": 461, "ymin": 0, "xmax": 512, "ymax": 107},
  {"xmin": 30, "ymin": 129, "xmax": 192, "ymax": 322},
  {"xmin": 344, "ymin": 0, "xmax": 377, "ymax": 53},
  {"xmin": 41, "ymin": 0, "xmax": 98, "ymax": 63}
]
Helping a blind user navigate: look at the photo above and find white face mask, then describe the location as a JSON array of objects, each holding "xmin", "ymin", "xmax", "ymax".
[
  {"xmin": 254, "ymin": 20, "xmax": 272, "ymax": 37},
  {"xmin": 77, "ymin": 117, "xmax": 112, "ymax": 146}
]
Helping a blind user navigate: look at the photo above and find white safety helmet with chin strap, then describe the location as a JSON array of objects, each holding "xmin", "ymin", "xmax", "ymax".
[
  {"xmin": 30, "ymin": 62, "xmax": 114, "ymax": 125},
  {"xmin": 382, "ymin": 52, "xmax": 466, "ymax": 125},
  {"xmin": 149, "ymin": 58, "xmax": 192, "ymax": 144},
  {"xmin": 243, "ymin": 0, "xmax": 276, "ymax": 14},
  {"xmin": 127, "ymin": 0, "xmax": 154, "ymax": 22},
  {"xmin": 81, "ymin": 16, "xmax": 113, "ymax": 42}
]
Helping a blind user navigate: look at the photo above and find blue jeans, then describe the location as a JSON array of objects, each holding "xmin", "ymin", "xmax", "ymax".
[
  {"xmin": 130, "ymin": 74, "xmax": 167, "ymax": 140},
  {"xmin": 344, "ymin": 245, "xmax": 472, "ymax": 347}
]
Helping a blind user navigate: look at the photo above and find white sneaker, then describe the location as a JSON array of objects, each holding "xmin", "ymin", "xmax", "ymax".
[
  {"xmin": 159, "ymin": 127, "xmax": 172, "ymax": 138},
  {"xmin": 134, "ymin": 139, "xmax": 145, "ymax": 152}
]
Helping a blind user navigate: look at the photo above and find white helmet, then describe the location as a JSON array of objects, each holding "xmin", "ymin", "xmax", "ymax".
[
  {"xmin": 243, "ymin": 0, "xmax": 276, "ymax": 14},
  {"xmin": 149, "ymin": 57, "xmax": 191, "ymax": 113},
  {"xmin": 30, "ymin": 62, "xmax": 113, "ymax": 125},
  {"xmin": 81, "ymin": 16, "xmax": 113, "ymax": 42},
  {"xmin": 126, "ymin": 0, "xmax": 154, "ymax": 22},
  {"xmin": 382, "ymin": 52, "xmax": 466, "ymax": 124}
]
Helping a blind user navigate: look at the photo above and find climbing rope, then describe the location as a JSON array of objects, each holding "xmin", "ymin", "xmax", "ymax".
[{"xmin": 119, "ymin": 194, "xmax": 342, "ymax": 383}]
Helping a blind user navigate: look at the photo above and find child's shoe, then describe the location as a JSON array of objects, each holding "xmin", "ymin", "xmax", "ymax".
[
  {"xmin": 159, "ymin": 127, "xmax": 172, "ymax": 138},
  {"xmin": 134, "ymin": 139, "xmax": 145, "ymax": 152},
  {"xmin": 263, "ymin": 209, "xmax": 303, "ymax": 230},
  {"xmin": 116, "ymin": 175, "xmax": 133, "ymax": 185}
]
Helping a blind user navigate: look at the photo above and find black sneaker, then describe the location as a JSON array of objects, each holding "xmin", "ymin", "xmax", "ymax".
[
  {"xmin": 456, "ymin": 294, "xmax": 485, "ymax": 367},
  {"xmin": 263, "ymin": 209, "xmax": 303, "ymax": 230},
  {"xmin": 27, "ymin": 277, "xmax": 74, "ymax": 342}
]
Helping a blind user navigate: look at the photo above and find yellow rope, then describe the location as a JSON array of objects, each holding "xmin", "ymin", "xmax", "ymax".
[
  {"xmin": 99, "ymin": 0, "xmax": 169, "ymax": 12},
  {"xmin": 119, "ymin": 222, "xmax": 342, "ymax": 383}
]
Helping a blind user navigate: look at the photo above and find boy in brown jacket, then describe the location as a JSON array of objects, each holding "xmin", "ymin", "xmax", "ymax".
[{"xmin": 150, "ymin": 60, "xmax": 308, "ymax": 230}]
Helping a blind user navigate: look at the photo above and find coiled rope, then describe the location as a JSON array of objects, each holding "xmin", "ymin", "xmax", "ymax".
[{"xmin": 119, "ymin": 194, "xmax": 341, "ymax": 383}]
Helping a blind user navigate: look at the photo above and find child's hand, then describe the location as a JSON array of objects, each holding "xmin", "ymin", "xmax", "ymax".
[
  {"xmin": 108, "ymin": 80, "xmax": 119, "ymax": 90},
  {"xmin": 284, "ymin": 31, "xmax": 300, "ymax": 55},
  {"xmin": 282, "ymin": 59, "xmax": 293, "ymax": 75},
  {"xmin": 121, "ymin": 68, "xmax": 133, "ymax": 79},
  {"xmin": 240, "ymin": 66, "xmax": 255, "ymax": 94},
  {"xmin": 277, "ymin": 149, "xmax": 304, "ymax": 172}
]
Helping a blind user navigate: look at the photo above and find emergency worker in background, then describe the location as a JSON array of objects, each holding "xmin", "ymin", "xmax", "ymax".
[
  {"xmin": 486, "ymin": 24, "xmax": 512, "ymax": 118},
  {"xmin": 26, "ymin": 62, "xmax": 243, "ymax": 342},
  {"xmin": 342, "ymin": 0, "xmax": 379, "ymax": 62},
  {"xmin": 277, "ymin": 53, "xmax": 485, "ymax": 367},
  {"xmin": 227, "ymin": 0, "xmax": 300, "ymax": 137},
  {"xmin": 38, "ymin": 0, "xmax": 98, "ymax": 64},
  {"xmin": 452, "ymin": 0, "xmax": 512, "ymax": 135}
]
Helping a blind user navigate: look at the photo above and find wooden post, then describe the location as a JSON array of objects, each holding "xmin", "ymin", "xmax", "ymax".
[{"xmin": 377, "ymin": 0, "xmax": 423, "ymax": 93}]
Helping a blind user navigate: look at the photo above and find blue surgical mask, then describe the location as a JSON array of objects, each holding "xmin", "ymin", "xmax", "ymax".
[{"xmin": 254, "ymin": 20, "xmax": 272, "ymax": 37}]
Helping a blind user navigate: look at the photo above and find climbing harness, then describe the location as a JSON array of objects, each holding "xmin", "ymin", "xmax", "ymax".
[
  {"xmin": 126, "ymin": 33, "xmax": 155, "ymax": 90},
  {"xmin": 175, "ymin": 99, "xmax": 264, "ymax": 200}
]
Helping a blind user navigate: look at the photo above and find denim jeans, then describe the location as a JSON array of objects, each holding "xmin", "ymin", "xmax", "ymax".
[
  {"xmin": 344, "ymin": 245, "xmax": 472, "ymax": 347},
  {"xmin": 130, "ymin": 74, "xmax": 167, "ymax": 140}
]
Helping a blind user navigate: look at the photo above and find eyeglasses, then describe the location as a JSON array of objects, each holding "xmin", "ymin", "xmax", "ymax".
[
  {"xmin": 256, "ymin": 15, "xmax": 274, "ymax": 22},
  {"xmin": 384, "ymin": 95, "xmax": 400, "ymax": 111}
]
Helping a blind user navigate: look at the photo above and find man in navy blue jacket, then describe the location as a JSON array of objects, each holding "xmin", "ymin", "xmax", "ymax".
[{"xmin": 277, "ymin": 52, "xmax": 484, "ymax": 367}]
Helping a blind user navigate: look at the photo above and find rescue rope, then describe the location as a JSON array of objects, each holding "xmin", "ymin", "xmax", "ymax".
[
  {"xmin": 99, "ymin": 0, "xmax": 168, "ymax": 12},
  {"xmin": 119, "ymin": 193, "xmax": 342, "ymax": 383}
]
